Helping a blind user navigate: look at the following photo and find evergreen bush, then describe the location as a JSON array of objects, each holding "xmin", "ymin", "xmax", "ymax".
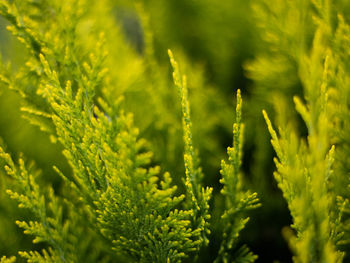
[{"xmin": 0, "ymin": 0, "xmax": 349, "ymax": 262}]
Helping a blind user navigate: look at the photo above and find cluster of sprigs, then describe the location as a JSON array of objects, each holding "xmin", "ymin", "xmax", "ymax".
[
  {"xmin": 0, "ymin": 0, "xmax": 259, "ymax": 262},
  {"xmin": 2, "ymin": 0, "xmax": 350, "ymax": 262},
  {"xmin": 0, "ymin": 145, "xmax": 98, "ymax": 263},
  {"xmin": 0, "ymin": 0, "xmax": 193, "ymax": 262},
  {"xmin": 251, "ymin": 0, "xmax": 350, "ymax": 261}
]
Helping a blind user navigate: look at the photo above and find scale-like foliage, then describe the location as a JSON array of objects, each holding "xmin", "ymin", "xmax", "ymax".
[
  {"xmin": 0, "ymin": 0, "xmax": 256, "ymax": 262},
  {"xmin": 215, "ymin": 89, "xmax": 260, "ymax": 263},
  {"xmin": 39, "ymin": 52, "xmax": 201, "ymax": 262},
  {"xmin": 2, "ymin": 0, "xmax": 350, "ymax": 262},
  {"xmin": 0, "ymin": 145, "xmax": 108, "ymax": 263},
  {"xmin": 259, "ymin": 0, "xmax": 350, "ymax": 261},
  {"xmin": 168, "ymin": 50, "xmax": 212, "ymax": 249}
]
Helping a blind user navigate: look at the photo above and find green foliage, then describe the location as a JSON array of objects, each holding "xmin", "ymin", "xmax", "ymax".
[
  {"xmin": 0, "ymin": 0, "xmax": 258, "ymax": 262},
  {"xmin": 255, "ymin": 0, "xmax": 350, "ymax": 262},
  {"xmin": 0, "ymin": 145, "xmax": 109, "ymax": 263},
  {"xmin": 0, "ymin": 256, "xmax": 16, "ymax": 263},
  {"xmin": 216, "ymin": 89, "xmax": 260, "ymax": 263},
  {"xmin": 168, "ymin": 49, "xmax": 212, "ymax": 249},
  {"xmin": 0, "ymin": 0, "xmax": 350, "ymax": 262}
]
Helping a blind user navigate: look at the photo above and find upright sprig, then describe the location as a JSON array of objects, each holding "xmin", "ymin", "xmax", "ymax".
[
  {"xmin": 168, "ymin": 49, "xmax": 212, "ymax": 249},
  {"xmin": 215, "ymin": 90, "xmax": 260, "ymax": 263}
]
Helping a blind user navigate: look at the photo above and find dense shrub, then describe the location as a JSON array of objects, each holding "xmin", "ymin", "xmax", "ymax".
[{"xmin": 0, "ymin": 0, "xmax": 349, "ymax": 262}]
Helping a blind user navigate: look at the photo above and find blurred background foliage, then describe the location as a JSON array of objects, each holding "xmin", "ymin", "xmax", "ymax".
[{"xmin": 0, "ymin": 0, "xmax": 349, "ymax": 262}]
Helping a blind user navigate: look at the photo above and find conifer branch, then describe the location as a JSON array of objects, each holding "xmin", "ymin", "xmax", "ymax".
[
  {"xmin": 168, "ymin": 49, "xmax": 212, "ymax": 250},
  {"xmin": 215, "ymin": 90, "xmax": 260, "ymax": 263}
]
